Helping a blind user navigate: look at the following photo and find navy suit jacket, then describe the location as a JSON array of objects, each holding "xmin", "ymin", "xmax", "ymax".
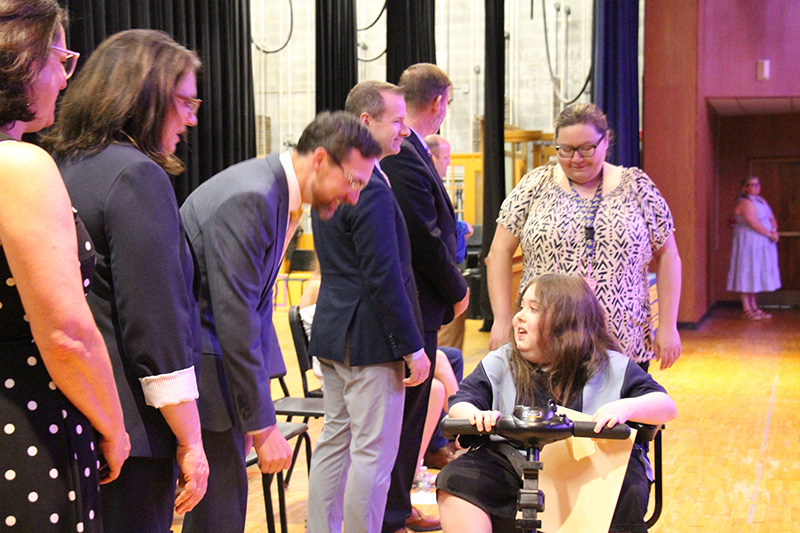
[
  {"xmin": 180, "ymin": 154, "xmax": 288, "ymax": 433},
  {"xmin": 60, "ymin": 144, "xmax": 202, "ymax": 457},
  {"xmin": 381, "ymin": 133, "xmax": 468, "ymax": 332},
  {"xmin": 309, "ymin": 167, "xmax": 424, "ymax": 366}
]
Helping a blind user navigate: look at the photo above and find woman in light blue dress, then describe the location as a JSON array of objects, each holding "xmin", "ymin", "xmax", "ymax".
[{"xmin": 726, "ymin": 176, "xmax": 781, "ymax": 319}]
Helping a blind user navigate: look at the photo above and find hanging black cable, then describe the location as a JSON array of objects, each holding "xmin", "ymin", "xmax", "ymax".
[
  {"xmin": 358, "ymin": 1, "xmax": 387, "ymax": 31},
  {"xmin": 252, "ymin": 0, "xmax": 293, "ymax": 54},
  {"xmin": 358, "ymin": 48, "xmax": 387, "ymax": 62},
  {"xmin": 541, "ymin": 0, "xmax": 592, "ymax": 104}
]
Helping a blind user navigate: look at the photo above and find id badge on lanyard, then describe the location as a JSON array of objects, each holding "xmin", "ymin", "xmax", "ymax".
[{"xmin": 569, "ymin": 177, "xmax": 603, "ymax": 292}]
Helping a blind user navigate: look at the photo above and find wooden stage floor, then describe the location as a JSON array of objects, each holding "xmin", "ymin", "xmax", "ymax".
[{"xmin": 172, "ymin": 305, "xmax": 800, "ymax": 532}]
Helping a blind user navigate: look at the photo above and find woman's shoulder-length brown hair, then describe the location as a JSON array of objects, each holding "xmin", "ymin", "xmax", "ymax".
[
  {"xmin": 0, "ymin": 0, "xmax": 67, "ymax": 127},
  {"xmin": 508, "ymin": 273, "xmax": 619, "ymax": 407},
  {"xmin": 44, "ymin": 29, "xmax": 200, "ymax": 175}
]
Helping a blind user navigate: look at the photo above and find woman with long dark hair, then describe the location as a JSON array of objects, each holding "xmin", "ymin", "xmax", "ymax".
[{"xmin": 45, "ymin": 29, "xmax": 208, "ymax": 531}]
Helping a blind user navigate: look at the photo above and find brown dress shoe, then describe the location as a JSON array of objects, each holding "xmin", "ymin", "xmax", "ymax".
[
  {"xmin": 423, "ymin": 442, "xmax": 458, "ymax": 470},
  {"xmin": 405, "ymin": 506, "xmax": 441, "ymax": 532}
]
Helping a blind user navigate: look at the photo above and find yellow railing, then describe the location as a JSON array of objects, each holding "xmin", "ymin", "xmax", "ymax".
[
  {"xmin": 446, "ymin": 153, "xmax": 483, "ymax": 225},
  {"xmin": 445, "ymin": 129, "xmax": 557, "ymax": 224}
]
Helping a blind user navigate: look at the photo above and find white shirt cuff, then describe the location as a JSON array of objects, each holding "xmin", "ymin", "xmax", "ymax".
[
  {"xmin": 139, "ymin": 367, "xmax": 199, "ymax": 408},
  {"xmin": 403, "ymin": 348, "xmax": 426, "ymax": 363}
]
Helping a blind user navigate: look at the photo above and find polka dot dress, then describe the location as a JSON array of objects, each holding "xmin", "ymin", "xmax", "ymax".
[{"xmin": 0, "ymin": 211, "xmax": 103, "ymax": 532}]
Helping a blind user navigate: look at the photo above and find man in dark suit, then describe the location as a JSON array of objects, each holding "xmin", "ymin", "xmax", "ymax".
[
  {"xmin": 306, "ymin": 81, "xmax": 430, "ymax": 533},
  {"xmin": 180, "ymin": 112, "xmax": 381, "ymax": 532},
  {"xmin": 381, "ymin": 63, "xmax": 471, "ymax": 533}
]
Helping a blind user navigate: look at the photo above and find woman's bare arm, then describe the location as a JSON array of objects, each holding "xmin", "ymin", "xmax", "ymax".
[
  {"xmin": 485, "ymin": 225, "xmax": 520, "ymax": 350},
  {"xmin": 0, "ymin": 142, "xmax": 129, "ymax": 480}
]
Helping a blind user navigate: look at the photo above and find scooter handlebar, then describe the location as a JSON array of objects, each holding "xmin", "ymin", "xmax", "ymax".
[
  {"xmin": 441, "ymin": 415, "xmax": 631, "ymax": 442},
  {"xmin": 571, "ymin": 421, "xmax": 631, "ymax": 440}
]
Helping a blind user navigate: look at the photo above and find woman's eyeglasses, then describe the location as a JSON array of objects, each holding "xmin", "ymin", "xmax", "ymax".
[
  {"xmin": 176, "ymin": 94, "xmax": 202, "ymax": 115},
  {"xmin": 555, "ymin": 133, "xmax": 605, "ymax": 159},
  {"xmin": 51, "ymin": 45, "xmax": 80, "ymax": 79}
]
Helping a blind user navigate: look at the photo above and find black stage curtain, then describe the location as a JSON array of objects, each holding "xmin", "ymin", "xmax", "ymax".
[
  {"xmin": 591, "ymin": 0, "xmax": 640, "ymax": 168},
  {"xmin": 59, "ymin": 0, "xmax": 255, "ymax": 203},
  {"xmin": 480, "ymin": 0, "xmax": 505, "ymax": 326},
  {"xmin": 385, "ymin": 0, "xmax": 436, "ymax": 84},
  {"xmin": 315, "ymin": 0, "xmax": 357, "ymax": 112}
]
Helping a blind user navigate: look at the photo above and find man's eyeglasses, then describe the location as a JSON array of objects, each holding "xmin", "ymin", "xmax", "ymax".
[
  {"xmin": 345, "ymin": 171, "xmax": 367, "ymax": 191},
  {"xmin": 51, "ymin": 45, "xmax": 79, "ymax": 79},
  {"xmin": 555, "ymin": 133, "xmax": 605, "ymax": 159},
  {"xmin": 328, "ymin": 150, "xmax": 367, "ymax": 191},
  {"xmin": 176, "ymin": 94, "xmax": 202, "ymax": 115}
]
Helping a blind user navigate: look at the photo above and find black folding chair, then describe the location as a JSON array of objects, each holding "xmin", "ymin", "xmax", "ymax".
[
  {"xmin": 245, "ymin": 421, "xmax": 310, "ymax": 533},
  {"xmin": 287, "ymin": 305, "xmax": 323, "ymax": 398},
  {"xmin": 272, "ymin": 373, "xmax": 324, "ymax": 487}
]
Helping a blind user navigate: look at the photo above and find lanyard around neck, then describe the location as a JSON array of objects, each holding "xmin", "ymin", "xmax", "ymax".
[{"xmin": 569, "ymin": 174, "xmax": 603, "ymax": 271}]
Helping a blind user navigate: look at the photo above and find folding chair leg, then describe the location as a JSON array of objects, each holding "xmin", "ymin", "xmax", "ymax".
[
  {"xmin": 283, "ymin": 430, "xmax": 313, "ymax": 488},
  {"xmin": 283, "ymin": 434, "xmax": 303, "ymax": 487},
  {"xmin": 283, "ymin": 437, "xmax": 303, "ymax": 488},
  {"xmin": 262, "ymin": 472, "xmax": 276, "ymax": 533},
  {"xmin": 303, "ymin": 432, "xmax": 313, "ymax": 475},
  {"xmin": 277, "ymin": 471, "xmax": 288, "ymax": 533},
  {"xmin": 262, "ymin": 471, "xmax": 290, "ymax": 533},
  {"xmin": 283, "ymin": 417, "xmax": 313, "ymax": 487},
  {"xmin": 645, "ymin": 430, "xmax": 663, "ymax": 529}
]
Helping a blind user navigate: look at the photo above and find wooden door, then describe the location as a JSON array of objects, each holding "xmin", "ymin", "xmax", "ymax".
[{"xmin": 749, "ymin": 159, "xmax": 800, "ymax": 306}]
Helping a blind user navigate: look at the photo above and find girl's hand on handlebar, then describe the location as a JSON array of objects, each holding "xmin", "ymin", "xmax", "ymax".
[
  {"xmin": 592, "ymin": 400, "xmax": 632, "ymax": 434},
  {"xmin": 469, "ymin": 410, "xmax": 501, "ymax": 432}
]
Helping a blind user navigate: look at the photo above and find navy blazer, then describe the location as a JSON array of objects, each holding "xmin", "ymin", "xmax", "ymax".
[
  {"xmin": 181, "ymin": 154, "xmax": 288, "ymax": 433},
  {"xmin": 310, "ymin": 167, "xmax": 424, "ymax": 366},
  {"xmin": 381, "ymin": 133, "xmax": 468, "ymax": 331},
  {"xmin": 60, "ymin": 144, "xmax": 202, "ymax": 458}
]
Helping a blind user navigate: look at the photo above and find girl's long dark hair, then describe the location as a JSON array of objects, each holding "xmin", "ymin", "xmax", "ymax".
[{"xmin": 508, "ymin": 274, "xmax": 620, "ymax": 406}]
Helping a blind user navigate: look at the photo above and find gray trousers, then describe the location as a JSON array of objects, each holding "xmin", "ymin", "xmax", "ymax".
[{"xmin": 307, "ymin": 356, "xmax": 405, "ymax": 533}]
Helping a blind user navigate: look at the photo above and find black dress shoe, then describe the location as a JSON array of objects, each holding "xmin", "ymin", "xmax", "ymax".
[
  {"xmin": 405, "ymin": 506, "xmax": 441, "ymax": 532},
  {"xmin": 423, "ymin": 442, "xmax": 458, "ymax": 470}
]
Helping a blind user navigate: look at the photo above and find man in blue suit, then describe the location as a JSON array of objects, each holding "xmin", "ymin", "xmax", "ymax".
[
  {"xmin": 307, "ymin": 81, "xmax": 430, "ymax": 533},
  {"xmin": 180, "ymin": 112, "xmax": 380, "ymax": 532},
  {"xmin": 381, "ymin": 64, "xmax": 471, "ymax": 533}
]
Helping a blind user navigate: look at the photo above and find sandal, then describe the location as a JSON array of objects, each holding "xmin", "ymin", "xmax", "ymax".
[
  {"xmin": 742, "ymin": 309, "xmax": 763, "ymax": 320},
  {"xmin": 755, "ymin": 309, "xmax": 773, "ymax": 319}
]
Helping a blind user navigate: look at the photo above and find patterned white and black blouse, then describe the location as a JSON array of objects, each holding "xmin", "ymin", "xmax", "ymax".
[{"xmin": 497, "ymin": 164, "xmax": 675, "ymax": 362}]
